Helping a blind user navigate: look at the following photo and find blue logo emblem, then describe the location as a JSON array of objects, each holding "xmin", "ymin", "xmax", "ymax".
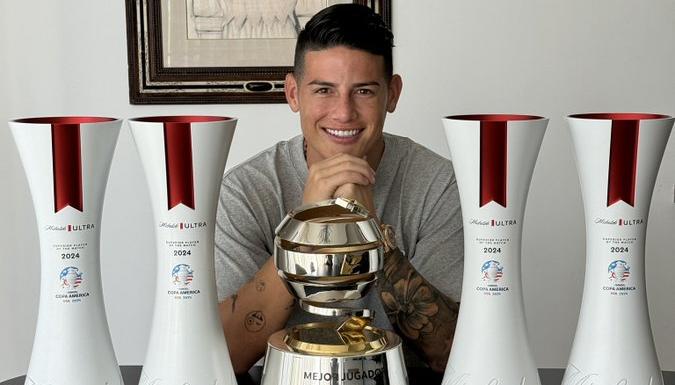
[
  {"xmin": 481, "ymin": 260, "xmax": 503, "ymax": 282},
  {"xmin": 608, "ymin": 260, "xmax": 630, "ymax": 282},
  {"xmin": 60, "ymin": 266, "xmax": 83, "ymax": 289},
  {"xmin": 172, "ymin": 264, "xmax": 194, "ymax": 287}
]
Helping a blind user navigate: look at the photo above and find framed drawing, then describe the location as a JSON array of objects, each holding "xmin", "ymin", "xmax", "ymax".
[{"xmin": 125, "ymin": 0, "xmax": 392, "ymax": 104}]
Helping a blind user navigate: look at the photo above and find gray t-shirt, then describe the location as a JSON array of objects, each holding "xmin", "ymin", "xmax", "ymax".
[{"xmin": 215, "ymin": 133, "xmax": 463, "ymax": 363}]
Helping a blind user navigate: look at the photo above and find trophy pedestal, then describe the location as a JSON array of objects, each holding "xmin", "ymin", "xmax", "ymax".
[{"xmin": 262, "ymin": 328, "xmax": 407, "ymax": 385}]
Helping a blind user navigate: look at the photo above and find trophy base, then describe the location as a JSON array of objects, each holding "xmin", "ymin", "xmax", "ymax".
[{"xmin": 261, "ymin": 329, "xmax": 408, "ymax": 385}]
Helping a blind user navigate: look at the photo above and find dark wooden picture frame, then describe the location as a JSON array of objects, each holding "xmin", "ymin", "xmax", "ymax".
[{"xmin": 125, "ymin": 0, "xmax": 392, "ymax": 104}]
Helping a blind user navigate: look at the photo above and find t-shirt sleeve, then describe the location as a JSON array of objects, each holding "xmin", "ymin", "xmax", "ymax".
[
  {"xmin": 408, "ymin": 170, "xmax": 464, "ymax": 303},
  {"xmin": 214, "ymin": 174, "xmax": 272, "ymax": 302}
]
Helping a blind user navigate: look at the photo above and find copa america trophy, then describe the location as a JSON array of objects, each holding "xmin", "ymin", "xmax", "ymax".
[
  {"xmin": 129, "ymin": 116, "xmax": 238, "ymax": 385},
  {"xmin": 10, "ymin": 117, "xmax": 123, "ymax": 385},
  {"xmin": 441, "ymin": 114, "xmax": 548, "ymax": 385},
  {"xmin": 562, "ymin": 113, "xmax": 674, "ymax": 385},
  {"xmin": 261, "ymin": 197, "xmax": 408, "ymax": 385}
]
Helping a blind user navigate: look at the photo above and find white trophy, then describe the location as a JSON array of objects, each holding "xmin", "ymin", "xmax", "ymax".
[
  {"xmin": 563, "ymin": 113, "xmax": 674, "ymax": 385},
  {"xmin": 10, "ymin": 116, "xmax": 123, "ymax": 385},
  {"xmin": 441, "ymin": 114, "xmax": 548, "ymax": 385},
  {"xmin": 129, "ymin": 116, "xmax": 238, "ymax": 385}
]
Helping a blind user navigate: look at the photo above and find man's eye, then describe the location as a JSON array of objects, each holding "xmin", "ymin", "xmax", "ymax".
[
  {"xmin": 314, "ymin": 88, "xmax": 330, "ymax": 94},
  {"xmin": 356, "ymin": 88, "xmax": 374, "ymax": 95}
]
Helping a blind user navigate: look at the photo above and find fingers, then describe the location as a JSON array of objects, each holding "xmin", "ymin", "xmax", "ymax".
[
  {"xmin": 317, "ymin": 170, "xmax": 373, "ymax": 188},
  {"xmin": 303, "ymin": 153, "xmax": 376, "ymax": 205},
  {"xmin": 311, "ymin": 153, "xmax": 375, "ymax": 184}
]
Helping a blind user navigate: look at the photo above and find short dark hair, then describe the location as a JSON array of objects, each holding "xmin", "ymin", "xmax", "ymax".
[{"xmin": 293, "ymin": 4, "xmax": 394, "ymax": 79}]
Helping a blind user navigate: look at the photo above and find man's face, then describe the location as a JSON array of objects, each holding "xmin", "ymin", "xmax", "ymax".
[{"xmin": 285, "ymin": 46, "xmax": 402, "ymax": 166}]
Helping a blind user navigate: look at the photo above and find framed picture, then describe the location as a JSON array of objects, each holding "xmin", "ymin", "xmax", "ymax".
[{"xmin": 125, "ymin": 0, "xmax": 392, "ymax": 104}]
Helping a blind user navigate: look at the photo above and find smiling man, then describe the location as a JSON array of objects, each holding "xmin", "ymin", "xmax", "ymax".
[{"xmin": 215, "ymin": 3, "xmax": 463, "ymax": 374}]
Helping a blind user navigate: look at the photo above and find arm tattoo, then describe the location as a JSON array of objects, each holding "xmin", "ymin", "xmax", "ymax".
[
  {"xmin": 255, "ymin": 279, "xmax": 266, "ymax": 292},
  {"xmin": 244, "ymin": 311, "xmax": 266, "ymax": 332},
  {"xmin": 377, "ymin": 248, "xmax": 460, "ymax": 372}
]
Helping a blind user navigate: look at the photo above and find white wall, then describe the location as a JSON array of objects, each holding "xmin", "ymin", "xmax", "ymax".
[{"xmin": 1, "ymin": 0, "xmax": 674, "ymax": 380}]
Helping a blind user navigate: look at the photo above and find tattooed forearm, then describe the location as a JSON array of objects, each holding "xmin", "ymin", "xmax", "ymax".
[
  {"xmin": 377, "ymin": 248, "xmax": 460, "ymax": 372},
  {"xmin": 218, "ymin": 257, "xmax": 295, "ymax": 374}
]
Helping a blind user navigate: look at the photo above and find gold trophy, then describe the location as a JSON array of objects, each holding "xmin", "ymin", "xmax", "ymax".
[{"xmin": 261, "ymin": 198, "xmax": 408, "ymax": 385}]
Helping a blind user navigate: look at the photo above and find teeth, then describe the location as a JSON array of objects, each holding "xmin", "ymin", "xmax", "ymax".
[{"xmin": 326, "ymin": 128, "xmax": 360, "ymax": 137}]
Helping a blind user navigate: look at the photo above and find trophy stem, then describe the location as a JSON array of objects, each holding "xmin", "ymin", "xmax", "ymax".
[
  {"xmin": 442, "ymin": 114, "xmax": 548, "ymax": 385},
  {"xmin": 10, "ymin": 116, "xmax": 123, "ymax": 385},
  {"xmin": 563, "ymin": 113, "xmax": 674, "ymax": 385},
  {"xmin": 130, "ymin": 116, "xmax": 237, "ymax": 385}
]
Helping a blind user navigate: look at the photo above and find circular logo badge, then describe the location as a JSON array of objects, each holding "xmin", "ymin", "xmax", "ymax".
[
  {"xmin": 60, "ymin": 266, "xmax": 83, "ymax": 289},
  {"xmin": 608, "ymin": 260, "xmax": 630, "ymax": 282},
  {"xmin": 172, "ymin": 264, "xmax": 194, "ymax": 287},
  {"xmin": 481, "ymin": 260, "xmax": 503, "ymax": 282}
]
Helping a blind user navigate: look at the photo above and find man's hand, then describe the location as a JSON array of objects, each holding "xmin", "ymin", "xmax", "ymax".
[
  {"xmin": 334, "ymin": 183, "xmax": 376, "ymax": 218},
  {"xmin": 303, "ymin": 153, "xmax": 375, "ymax": 207}
]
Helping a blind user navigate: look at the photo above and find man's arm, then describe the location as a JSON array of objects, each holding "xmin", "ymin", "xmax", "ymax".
[
  {"xmin": 216, "ymin": 152, "xmax": 377, "ymax": 374},
  {"xmin": 330, "ymin": 159, "xmax": 461, "ymax": 372},
  {"xmin": 336, "ymin": 182, "xmax": 461, "ymax": 372},
  {"xmin": 218, "ymin": 257, "xmax": 295, "ymax": 374},
  {"xmin": 377, "ymin": 248, "xmax": 460, "ymax": 372}
]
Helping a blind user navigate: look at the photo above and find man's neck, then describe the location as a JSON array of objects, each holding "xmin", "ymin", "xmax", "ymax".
[{"xmin": 365, "ymin": 138, "xmax": 385, "ymax": 171}]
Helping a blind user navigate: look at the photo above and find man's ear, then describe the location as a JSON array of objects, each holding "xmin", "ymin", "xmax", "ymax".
[
  {"xmin": 285, "ymin": 73, "xmax": 300, "ymax": 112},
  {"xmin": 386, "ymin": 74, "xmax": 403, "ymax": 113}
]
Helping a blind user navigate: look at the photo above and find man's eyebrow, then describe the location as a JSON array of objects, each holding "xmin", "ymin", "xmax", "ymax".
[
  {"xmin": 306, "ymin": 80, "xmax": 382, "ymax": 87},
  {"xmin": 307, "ymin": 80, "xmax": 336, "ymax": 87},
  {"xmin": 353, "ymin": 81, "xmax": 381, "ymax": 87}
]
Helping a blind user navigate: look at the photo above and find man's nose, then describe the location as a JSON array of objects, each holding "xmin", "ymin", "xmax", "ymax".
[{"xmin": 331, "ymin": 93, "xmax": 357, "ymax": 122}]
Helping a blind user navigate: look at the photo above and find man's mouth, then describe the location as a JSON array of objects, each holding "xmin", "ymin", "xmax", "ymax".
[{"xmin": 323, "ymin": 128, "xmax": 364, "ymax": 138}]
